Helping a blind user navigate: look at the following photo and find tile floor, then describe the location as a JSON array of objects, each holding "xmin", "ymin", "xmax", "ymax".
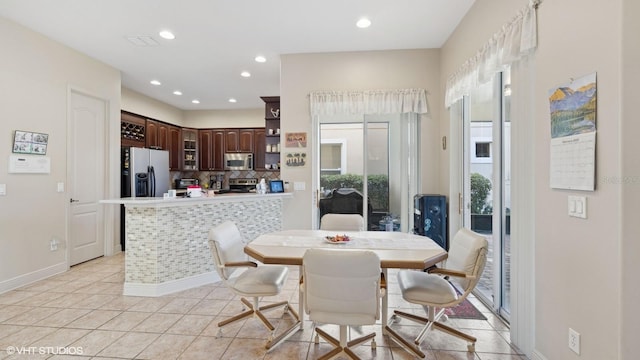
[{"xmin": 0, "ymin": 253, "xmax": 526, "ymax": 359}]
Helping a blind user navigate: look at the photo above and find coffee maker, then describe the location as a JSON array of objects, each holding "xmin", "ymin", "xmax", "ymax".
[{"xmin": 208, "ymin": 174, "xmax": 223, "ymax": 190}]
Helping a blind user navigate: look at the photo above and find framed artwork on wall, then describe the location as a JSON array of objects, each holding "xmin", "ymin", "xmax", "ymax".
[
  {"xmin": 12, "ymin": 130, "xmax": 48, "ymax": 155},
  {"xmin": 285, "ymin": 132, "xmax": 307, "ymax": 148}
]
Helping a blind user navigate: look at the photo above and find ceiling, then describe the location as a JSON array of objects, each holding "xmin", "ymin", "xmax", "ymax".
[{"xmin": 0, "ymin": 0, "xmax": 474, "ymax": 110}]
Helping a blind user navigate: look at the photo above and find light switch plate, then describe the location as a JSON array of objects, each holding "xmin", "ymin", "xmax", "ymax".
[
  {"xmin": 0, "ymin": 184, "xmax": 6, "ymax": 196},
  {"xmin": 568, "ymin": 195, "xmax": 587, "ymax": 219},
  {"xmin": 293, "ymin": 182, "xmax": 306, "ymax": 191},
  {"xmin": 57, "ymin": 182, "xmax": 65, "ymax": 193}
]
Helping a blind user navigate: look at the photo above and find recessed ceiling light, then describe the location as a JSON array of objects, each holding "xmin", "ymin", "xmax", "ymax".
[
  {"xmin": 159, "ymin": 30, "xmax": 175, "ymax": 40},
  {"xmin": 240, "ymin": 71, "xmax": 251, "ymax": 77},
  {"xmin": 150, "ymin": 80, "xmax": 161, "ymax": 86},
  {"xmin": 356, "ymin": 18, "xmax": 371, "ymax": 28},
  {"xmin": 173, "ymin": 90, "xmax": 182, "ymax": 95},
  {"xmin": 228, "ymin": 98, "xmax": 237, "ymax": 103},
  {"xmin": 191, "ymin": 99, "xmax": 200, "ymax": 104},
  {"xmin": 255, "ymin": 55, "xmax": 266, "ymax": 63}
]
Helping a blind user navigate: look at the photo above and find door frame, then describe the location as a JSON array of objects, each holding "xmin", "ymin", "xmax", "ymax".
[
  {"xmin": 66, "ymin": 86, "xmax": 112, "ymax": 267},
  {"xmin": 455, "ymin": 73, "xmax": 509, "ymax": 316}
]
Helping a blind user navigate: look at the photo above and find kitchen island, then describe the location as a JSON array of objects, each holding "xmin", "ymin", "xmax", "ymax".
[{"xmin": 100, "ymin": 192, "xmax": 293, "ymax": 297}]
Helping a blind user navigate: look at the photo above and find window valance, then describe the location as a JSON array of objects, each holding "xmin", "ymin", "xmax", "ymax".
[
  {"xmin": 444, "ymin": 0, "xmax": 540, "ymax": 107},
  {"xmin": 310, "ymin": 89, "xmax": 428, "ymax": 116}
]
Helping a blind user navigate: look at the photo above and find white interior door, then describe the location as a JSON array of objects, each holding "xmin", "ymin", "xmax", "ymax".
[{"xmin": 68, "ymin": 90, "xmax": 106, "ymax": 265}]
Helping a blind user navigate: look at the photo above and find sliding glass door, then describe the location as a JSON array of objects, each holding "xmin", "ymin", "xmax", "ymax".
[
  {"xmin": 315, "ymin": 114, "xmax": 418, "ymax": 232},
  {"xmin": 462, "ymin": 70, "xmax": 511, "ymax": 319}
]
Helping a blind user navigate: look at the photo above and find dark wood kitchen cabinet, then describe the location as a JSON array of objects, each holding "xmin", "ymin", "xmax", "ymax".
[
  {"xmin": 147, "ymin": 119, "xmax": 180, "ymax": 170},
  {"xmin": 253, "ymin": 128, "xmax": 266, "ymax": 170},
  {"xmin": 182, "ymin": 129, "xmax": 198, "ymax": 171},
  {"xmin": 146, "ymin": 119, "xmax": 160, "ymax": 148},
  {"xmin": 121, "ymin": 111, "xmax": 146, "ymax": 147},
  {"xmin": 225, "ymin": 129, "xmax": 254, "ymax": 152},
  {"xmin": 199, "ymin": 129, "xmax": 225, "ymax": 171},
  {"xmin": 168, "ymin": 125, "xmax": 181, "ymax": 170}
]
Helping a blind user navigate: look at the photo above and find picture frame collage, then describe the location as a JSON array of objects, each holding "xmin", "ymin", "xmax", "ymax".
[{"xmin": 12, "ymin": 130, "xmax": 49, "ymax": 155}]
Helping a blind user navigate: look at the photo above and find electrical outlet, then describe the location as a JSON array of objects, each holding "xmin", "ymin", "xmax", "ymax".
[
  {"xmin": 50, "ymin": 237, "xmax": 58, "ymax": 251},
  {"xmin": 568, "ymin": 328, "xmax": 580, "ymax": 355}
]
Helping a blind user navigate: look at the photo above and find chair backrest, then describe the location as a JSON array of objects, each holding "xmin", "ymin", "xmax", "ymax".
[
  {"xmin": 303, "ymin": 248, "xmax": 381, "ymax": 326},
  {"xmin": 208, "ymin": 221, "xmax": 247, "ymax": 280},
  {"xmin": 320, "ymin": 213, "xmax": 365, "ymax": 231},
  {"xmin": 445, "ymin": 228, "xmax": 489, "ymax": 292}
]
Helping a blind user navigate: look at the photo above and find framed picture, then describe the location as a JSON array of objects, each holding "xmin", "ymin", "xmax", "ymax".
[
  {"xmin": 269, "ymin": 180, "xmax": 284, "ymax": 193},
  {"xmin": 285, "ymin": 152, "xmax": 307, "ymax": 167},
  {"xmin": 13, "ymin": 130, "xmax": 48, "ymax": 155},
  {"xmin": 285, "ymin": 132, "xmax": 307, "ymax": 148}
]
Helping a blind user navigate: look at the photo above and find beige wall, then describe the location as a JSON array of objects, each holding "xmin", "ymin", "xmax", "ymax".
[
  {"xmin": 122, "ymin": 88, "xmax": 264, "ymax": 129},
  {"xmin": 442, "ymin": 0, "xmax": 626, "ymax": 359},
  {"xmin": 620, "ymin": 0, "xmax": 640, "ymax": 357},
  {"xmin": 280, "ymin": 49, "xmax": 442, "ymax": 229},
  {"xmin": 184, "ymin": 109, "xmax": 264, "ymax": 129},
  {"xmin": 0, "ymin": 18, "xmax": 121, "ymax": 288},
  {"xmin": 121, "ymin": 87, "xmax": 185, "ymax": 126}
]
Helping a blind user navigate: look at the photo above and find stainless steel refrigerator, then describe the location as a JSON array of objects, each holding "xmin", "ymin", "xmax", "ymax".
[
  {"xmin": 120, "ymin": 147, "xmax": 170, "ymax": 250},
  {"xmin": 121, "ymin": 147, "xmax": 170, "ymax": 198}
]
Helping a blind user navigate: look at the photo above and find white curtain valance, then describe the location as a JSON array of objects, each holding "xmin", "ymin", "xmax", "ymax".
[
  {"xmin": 310, "ymin": 89, "xmax": 428, "ymax": 116},
  {"xmin": 444, "ymin": 0, "xmax": 540, "ymax": 107}
]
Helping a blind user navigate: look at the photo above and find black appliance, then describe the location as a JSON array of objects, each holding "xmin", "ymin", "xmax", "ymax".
[
  {"xmin": 319, "ymin": 188, "xmax": 373, "ymax": 229},
  {"xmin": 174, "ymin": 178, "xmax": 199, "ymax": 189},
  {"xmin": 414, "ymin": 194, "xmax": 448, "ymax": 250}
]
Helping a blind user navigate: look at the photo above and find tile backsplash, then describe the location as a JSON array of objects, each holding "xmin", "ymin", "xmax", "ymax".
[{"xmin": 171, "ymin": 170, "xmax": 280, "ymax": 189}]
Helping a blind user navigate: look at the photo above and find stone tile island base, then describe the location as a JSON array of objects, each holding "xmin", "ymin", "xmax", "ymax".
[{"xmin": 101, "ymin": 193, "xmax": 292, "ymax": 297}]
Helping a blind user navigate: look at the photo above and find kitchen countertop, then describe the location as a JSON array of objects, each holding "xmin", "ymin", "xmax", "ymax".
[{"xmin": 100, "ymin": 192, "xmax": 293, "ymax": 207}]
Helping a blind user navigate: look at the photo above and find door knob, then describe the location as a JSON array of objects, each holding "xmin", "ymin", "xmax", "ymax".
[{"xmin": 70, "ymin": 198, "xmax": 79, "ymax": 203}]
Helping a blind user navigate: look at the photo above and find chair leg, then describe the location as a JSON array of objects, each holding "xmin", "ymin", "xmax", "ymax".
[
  {"xmin": 388, "ymin": 309, "xmax": 477, "ymax": 355},
  {"xmin": 313, "ymin": 325, "xmax": 376, "ymax": 360},
  {"xmin": 432, "ymin": 321, "xmax": 477, "ymax": 344},
  {"xmin": 384, "ymin": 325, "xmax": 426, "ymax": 358},
  {"xmin": 264, "ymin": 300, "xmax": 302, "ymax": 351},
  {"xmin": 218, "ymin": 297, "xmax": 301, "ymax": 351},
  {"xmin": 217, "ymin": 308, "xmax": 254, "ymax": 327}
]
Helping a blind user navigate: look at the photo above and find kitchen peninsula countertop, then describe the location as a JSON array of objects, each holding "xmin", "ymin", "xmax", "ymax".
[
  {"xmin": 100, "ymin": 191, "xmax": 292, "ymax": 297},
  {"xmin": 100, "ymin": 192, "xmax": 292, "ymax": 206}
]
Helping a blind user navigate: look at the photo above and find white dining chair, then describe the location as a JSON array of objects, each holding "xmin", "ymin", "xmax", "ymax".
[
  {"xmin": 208, "ymin": 221, "xmax": 300, "ymax": 351},
  {"xmin": 319, "ymin": 213, "xmax": 365, "ymax": 231},
  {"xmin": 385, "ymin": 228, "xmax": 488, "ymax": 358},
  {"xmin": 303, "ymin": 248, "xmax": 382, "ymax": 360}
]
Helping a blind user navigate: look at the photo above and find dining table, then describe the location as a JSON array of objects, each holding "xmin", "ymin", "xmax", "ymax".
[{"xmin": 244, "ymin": 229, "xmax": 448, "ymax": 332}]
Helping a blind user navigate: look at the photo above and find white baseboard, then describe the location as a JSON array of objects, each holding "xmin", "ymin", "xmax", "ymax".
[
  {"xmin": 0, "ymin": 262, "xmax": 68, "ymax": 294},
  {"xmin": 531, "ymin": 350, "xmax": 548, "ymax": 360},
  {"xmin": 123, "ymin": 271, "xmax": 220, "ymax": 297}
]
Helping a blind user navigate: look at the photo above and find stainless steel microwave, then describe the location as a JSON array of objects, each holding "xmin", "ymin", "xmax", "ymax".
[{"xmin": 224, "ymin": 153, "xmax": 253, "ymax": 171}]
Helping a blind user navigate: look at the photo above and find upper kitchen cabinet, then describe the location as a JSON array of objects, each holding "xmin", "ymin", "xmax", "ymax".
[
  {"xmin": 225, "ymin": 129, "xmax": 254, "ymax": 152},
  {"xmin": 121, "ymin": 111, "xmax": 146, "ymax": 147},
  {"xmin": 146, "ymin": 119, "xmax": 160, "ymax": 148},
  {"xmin": 182, "ymin": 129, "xmax": 198, "ymax": 171},
  {"xmin": 147, "ymin": 119, "xmax": 180, "ymax": 170},
  {"xmin": 168, "ymin": 125, "xmax": 181, "ymax": 171},
  {"xmin": 199, "ymin": 129, "xmax": 225, "ymax": 171},
  {"xmin": 253, "ymin": 128, "xmax": 266, "ymax": 170}
]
